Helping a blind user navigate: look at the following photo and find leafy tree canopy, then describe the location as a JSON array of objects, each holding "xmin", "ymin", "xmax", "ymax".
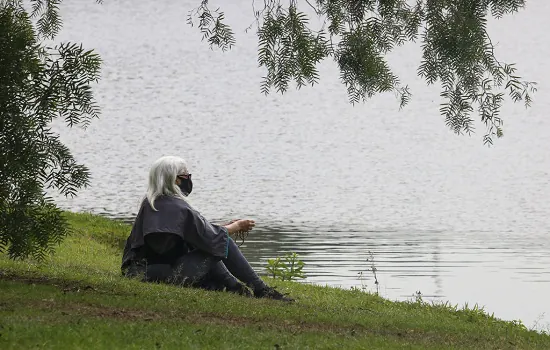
[
  {"xmin": 188, "ymin": 0, "xmax": 536, "ymax": 145},
  {"xmin": 0, "ymin": 0, "xmax": 101, "ymax": 259}
]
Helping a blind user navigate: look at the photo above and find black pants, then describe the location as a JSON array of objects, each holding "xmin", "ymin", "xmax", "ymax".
[{"xmin": 126, "ymin": 238, "xmax": 265, "ymax": 291}]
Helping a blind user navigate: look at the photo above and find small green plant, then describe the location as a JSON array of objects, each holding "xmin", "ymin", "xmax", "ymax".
[
  {"xmin": 355, "ymin": 251, "xmax": 380, "ymax": 295},
  {"xmin": 266, "ymin": 252, "xmax": 306, "ymax": 281},
  {"xmin": 366, "ymin": 251, "xmax": 380, "ymax": 295}
]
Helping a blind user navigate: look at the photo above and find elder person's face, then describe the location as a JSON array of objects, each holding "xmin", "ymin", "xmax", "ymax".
[{"xmin": 176, "ymin": 173, "xmax": 193, "ymax": 196}]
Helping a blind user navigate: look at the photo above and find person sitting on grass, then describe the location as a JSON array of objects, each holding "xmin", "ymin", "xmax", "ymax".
[{"xmin": 121, "ymin": 155, "xmax": 293, "ymax": 302}]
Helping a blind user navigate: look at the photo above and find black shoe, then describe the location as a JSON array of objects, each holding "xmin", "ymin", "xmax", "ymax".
[
  {"xmin": 254, "ymin": 286, "xmax": 294, "ymax": 302},
  {"xmin": 227, "ymin": 282, "xmax": 253, "ymax": 297}
]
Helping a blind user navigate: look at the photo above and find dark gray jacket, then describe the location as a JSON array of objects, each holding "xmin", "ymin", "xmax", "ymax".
[{"xmin": 121, "ymin": 195, "xmax": 229, "ymax": 272}]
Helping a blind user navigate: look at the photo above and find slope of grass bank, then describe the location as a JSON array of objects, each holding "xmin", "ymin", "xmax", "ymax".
[{"xmin": 1, "ymin": 212, "xmax": 549, "ymax": 349}]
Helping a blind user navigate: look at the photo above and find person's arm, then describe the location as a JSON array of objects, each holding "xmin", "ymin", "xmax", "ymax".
[{"xmin": 224, "ymin": 219, "xmax": 255, "ymax": 236}]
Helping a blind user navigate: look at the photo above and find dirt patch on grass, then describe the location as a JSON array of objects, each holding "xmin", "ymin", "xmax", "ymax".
[
  {"xmin": 1, "ymin": 271, "xmax": 89, "ymax": 288},
  {"xmin": 0, "ymin": 271, "xmax": 130, "ymax": 296},
  {"xmin": 20, "ymin": 297, "xmax": 357, "ymax": 334},
  {"xmin": 61, "ymin": 302, "xmax": 162, "ymax": 321},
  {"xmin": 5, "ymin": 295, "xmax": 464, "ymax": 347}
]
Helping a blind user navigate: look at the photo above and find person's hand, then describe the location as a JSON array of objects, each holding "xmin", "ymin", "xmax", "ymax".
[
  {"xmin": 236, "ymin": 219, "xmax": 255, "ymax": 233},
  {"xmin": 224, "ymin": 219, "xmax": 255, "ymax": 235}
]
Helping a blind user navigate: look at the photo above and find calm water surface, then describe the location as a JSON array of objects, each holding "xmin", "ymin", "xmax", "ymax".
[{"xmin": 51, "ymin": 1, "xmax": 550, "ymax": 329}]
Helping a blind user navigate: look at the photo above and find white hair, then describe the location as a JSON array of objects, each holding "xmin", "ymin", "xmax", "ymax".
[{"xmin": 146, "ymin": 156, "xmax": 189, "ymax": 211}]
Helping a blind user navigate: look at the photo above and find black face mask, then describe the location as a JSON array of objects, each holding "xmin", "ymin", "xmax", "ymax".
[{"xmin": 178, "ymin": 177, "xmax": 193, "ymax": 196}]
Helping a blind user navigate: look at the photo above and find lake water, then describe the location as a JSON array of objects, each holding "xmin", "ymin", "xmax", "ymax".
[{"xmin": 50, "ymin": 0, "xmax": 550, "ymax": 330}]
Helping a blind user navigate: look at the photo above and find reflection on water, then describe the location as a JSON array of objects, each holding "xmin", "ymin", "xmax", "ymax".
[
  {"xmin": 239, "ymin": 224, "xmax": 550, "ymax": 330},
  {"xmin": 51, "ymin": 0, "xmax": 550, "ymax": 330}
]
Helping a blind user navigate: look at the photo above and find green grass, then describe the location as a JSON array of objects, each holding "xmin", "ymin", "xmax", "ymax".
[{"xmin": 1, "ymin": 212, "xmax": 549, "ymax": 349}]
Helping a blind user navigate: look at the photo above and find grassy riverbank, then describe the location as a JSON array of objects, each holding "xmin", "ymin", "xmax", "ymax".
[{"xmin": 1, "ymin": 213, "xmax": 549, "ymax": 349}]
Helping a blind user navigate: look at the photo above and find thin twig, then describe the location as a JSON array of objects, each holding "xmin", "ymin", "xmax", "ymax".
[{"xmin": 303, "ymin": 0, "xmax": 320, "ymax": 14}]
